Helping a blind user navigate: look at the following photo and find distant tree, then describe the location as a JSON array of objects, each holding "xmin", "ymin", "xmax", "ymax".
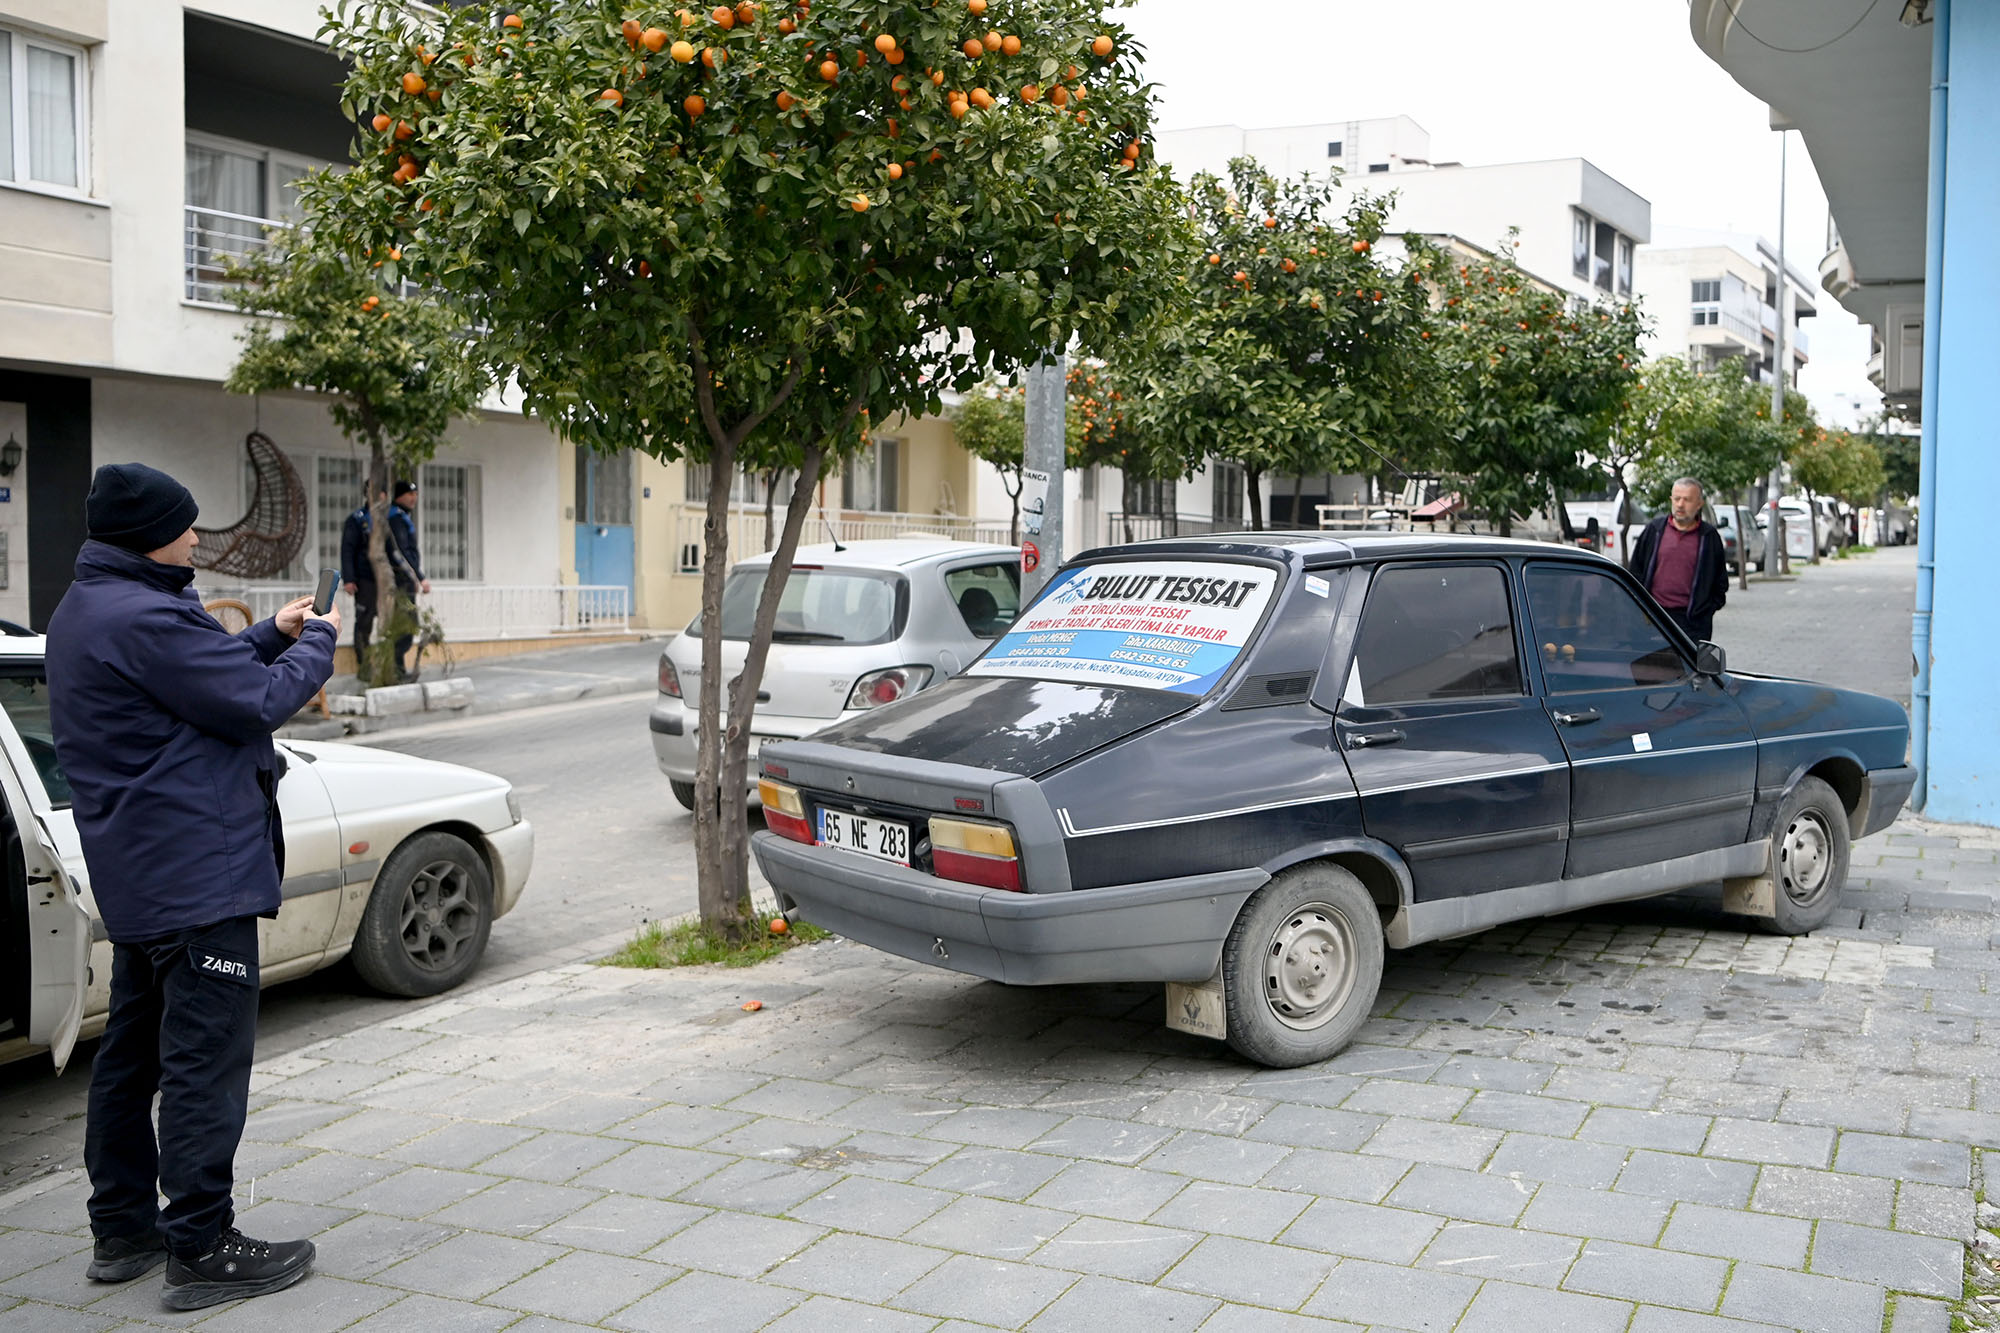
[
  {"xmin": 225, "ymin": 221, "xmax": 488, "ymax": 683},
  {"xmin": 1633, "ymin": 363, "xmax": 1781, "ymax": 586},
  {"xmin": 1869, "ymin": 422, "xmax": 1921, "ymax": 501},
  {"xmin": 1431, "ymin": 240, "xmax": 1645, "ymax": 535},
  {"xmin": 950, "ymin": 385, "xmax": 1026, "ymax": 541}
]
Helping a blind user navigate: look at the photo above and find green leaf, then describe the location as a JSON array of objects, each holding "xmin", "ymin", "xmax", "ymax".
[{"xmin": 512, "ymin": 207, "xmax": 532, "ymax": 235}]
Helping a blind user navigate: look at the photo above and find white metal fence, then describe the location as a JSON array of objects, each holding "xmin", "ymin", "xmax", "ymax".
[
  {"xmin": 671, "ymin": 505, "xmax": 1014, "ymax": 572},
  {"xmin": 185, "ymin": 204, "xmax": 276, "ymax": 306},
  {"xmin": 194, "ymin": 583, "xmax": 631, "ymax": 640}
]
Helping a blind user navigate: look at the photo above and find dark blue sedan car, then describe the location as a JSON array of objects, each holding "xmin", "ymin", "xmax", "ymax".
[{"xmin": 752, "ymin": 534, "xmax": 1915, "ymax": 1067}]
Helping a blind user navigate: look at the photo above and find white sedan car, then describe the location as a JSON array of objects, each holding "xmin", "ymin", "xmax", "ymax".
[{"xmin": 4, "ymin": 638, "xmax": 534, "ymax": 1072}]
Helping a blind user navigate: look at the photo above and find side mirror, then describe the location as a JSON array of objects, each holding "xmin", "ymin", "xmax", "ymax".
[{"xmin": 1694, "ymin": 641, "xmax": 1726, "ymax": 677}]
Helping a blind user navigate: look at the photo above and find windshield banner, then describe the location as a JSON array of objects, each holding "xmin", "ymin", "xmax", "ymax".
[{"xmin": 969, "ymin": 561, "xmax": 1278, "ymax": 693}]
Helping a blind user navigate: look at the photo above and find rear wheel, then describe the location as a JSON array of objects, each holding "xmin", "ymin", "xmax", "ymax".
[
  {"xmin": 669, "ymin": 779, "xmax": 697, "ymax": 810},
  {"xmin": 351, "ymin": 832, "xmax": 493, "ymax": 997},
  {"xmin": 1221, "ymin": 864, "xmax": 1383, "ymax": 1068},
  {"xmin": 1758, "ymin": 776, "xmax": 1850, "ymax": 936}
]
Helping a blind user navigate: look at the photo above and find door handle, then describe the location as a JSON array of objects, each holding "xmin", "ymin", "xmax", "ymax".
[
  {"xmin": 1553, "ymin": 707, "xmax": 1601, "ymax": 726},
  {"xmin": 1346, "ymin": 728, "xmax": 1405, "ymax": 748}
]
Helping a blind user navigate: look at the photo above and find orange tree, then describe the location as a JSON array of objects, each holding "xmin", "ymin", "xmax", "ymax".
[
  {"xmin": 318, "ymin": 0, "xmax": 1187, "ymax": 932},
  {"xmin": 1431, "ymin": 242, "xmax": 1645, "ymax": 534},
  {"xmin": 1105, "ymin": 158, "xmax": 1438, "ymax": 530}
]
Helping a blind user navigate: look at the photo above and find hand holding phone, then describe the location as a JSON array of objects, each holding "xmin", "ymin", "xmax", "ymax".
[{"xmin": 312, "ymin": 568, "xmax": 340, "ymax": 616}]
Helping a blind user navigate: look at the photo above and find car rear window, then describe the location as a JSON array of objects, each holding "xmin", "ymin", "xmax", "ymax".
[
  {"xmin": 0, "ymin": 671, "xmax": 69, "ymax": 808},
  {"xmin": 968, "ymin": 559, "xmax": 1279, "ymax": 695},
  {"xmin": 687, "ymin": 566, "xmax": 906, "ymax": 646}
]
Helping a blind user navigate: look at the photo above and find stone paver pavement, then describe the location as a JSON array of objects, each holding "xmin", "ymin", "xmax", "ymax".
[{"xmin": 2, "ymin": 812, "xmax": 1997, "ymax": 1331}]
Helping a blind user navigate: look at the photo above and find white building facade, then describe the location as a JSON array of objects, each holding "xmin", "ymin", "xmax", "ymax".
[
  {"xmin": 1632, "ymin": 228, "xmax": 1815, "ymax": 384},
  {"xmin": 0, "ymin": 2, "xmax": 566, "ymax": 639}
]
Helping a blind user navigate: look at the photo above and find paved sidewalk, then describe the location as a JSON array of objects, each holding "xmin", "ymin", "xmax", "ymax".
[{"xmin": 3, "ymin": 811, "xmax": 1997, "ymax": 1332}]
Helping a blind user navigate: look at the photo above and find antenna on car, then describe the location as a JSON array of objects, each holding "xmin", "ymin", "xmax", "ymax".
[{"xmin": 821, "ymin": 507, "xmax": 846, "ymax": 552}]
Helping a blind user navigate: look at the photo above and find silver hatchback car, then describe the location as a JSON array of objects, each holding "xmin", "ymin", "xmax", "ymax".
[{"xmin": 650, "ymin": 538, "xmax": 1022, "ymax": 808}]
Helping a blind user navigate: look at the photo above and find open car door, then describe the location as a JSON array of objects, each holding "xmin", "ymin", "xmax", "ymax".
[{"xmin": 6, "ymin": 756, "xmax": 89, "ymax": 1073}]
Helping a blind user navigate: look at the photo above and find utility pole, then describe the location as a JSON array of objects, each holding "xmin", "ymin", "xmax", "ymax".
[
  {"xmin": 1764, "ymin": 123, "xmax": 1789, "ymax": 577},
  {"xmin": 1020, "ymin": 353, "xmax": 1067, "ymax": 598}
]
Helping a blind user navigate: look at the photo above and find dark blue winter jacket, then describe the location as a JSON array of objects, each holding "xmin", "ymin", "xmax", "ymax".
[
  {"xmin": 45, "ymin": 541, "xmax": 338, "ymax": 943},
  {"xmin": 340, "ymin": 504, "xmax": 422, "ymax": 589}
]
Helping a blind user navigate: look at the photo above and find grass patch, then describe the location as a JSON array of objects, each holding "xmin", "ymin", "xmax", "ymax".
[{"xmin": 606, "ymin": 910, "xmax": 831, "ymax": 969}]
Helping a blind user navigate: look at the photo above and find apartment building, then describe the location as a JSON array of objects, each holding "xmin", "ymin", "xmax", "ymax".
[{"xmin": 1633, "ymin": 227, "xmax": 1816, "ymax": 384}]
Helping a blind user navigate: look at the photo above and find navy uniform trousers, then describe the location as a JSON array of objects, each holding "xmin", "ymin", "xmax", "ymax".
[{"xmin": 83, "ymin": 914, "xmax": 261, "ymax": 1258}]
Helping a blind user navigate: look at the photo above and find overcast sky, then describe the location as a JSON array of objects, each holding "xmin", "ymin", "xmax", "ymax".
[{"xmin": 1119, "ymin": 0, "xmax": 1879, "ymax": 427}]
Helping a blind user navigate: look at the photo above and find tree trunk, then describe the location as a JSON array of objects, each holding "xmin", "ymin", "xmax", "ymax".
[
  {"xmin": 1735, "ymin": 501, "xmax": 1750, "ymax": 591},
  {"xmin": 363, "ymin": 438, "xmax": 398, "ymax": 686},
  {"xmin": 692, "ymin": 444, "xmax": 740, "ymax": 935},
  {"xmin": 1003, "ymin": 468, "xmax": 1022, "ymax": 546},
  {"xmin": 1244, "ymin": 465, "xmax": 1264, "ymax": 532},
  {"xmin": 1120, "ymin": 471, "xmax": 1135, "ymax": 543},
  {"xmin": 1803, "ymin": 487, "xmax": 1821, "ymax": 565},
  {"xmin": 1289, "ymin": 472, "xmax": 1304, "ymax": 530},
  {"xmin": 716, "ymin": 441, "xmax": 831, "ymax": 926},
  {"xmin": 762, "ymin": 469, "xmax": 776, "ymax": 553}
]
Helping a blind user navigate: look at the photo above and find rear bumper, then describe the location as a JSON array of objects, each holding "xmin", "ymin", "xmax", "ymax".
[
  {"xmin": 753, "ymin": 829, "xmax": 1266, "ymax": 985},
  {"xmin": 648, "ymin": 697, "xmax": 840, "ymax": 783},
  {"xmin": 1856, "ymin": 764, "xmax": 1919, "ymax": 839}
]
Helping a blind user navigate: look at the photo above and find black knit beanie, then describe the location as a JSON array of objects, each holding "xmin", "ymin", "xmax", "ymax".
[{"xmin": 86, "ymin": 463, "xmax": 200, "ymax": 554}]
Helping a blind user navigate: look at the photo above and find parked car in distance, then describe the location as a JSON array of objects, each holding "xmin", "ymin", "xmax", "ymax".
[
  {"xmin": 1564, "ymin": 485, "xmax": 1655, "ymax": 564},
  {"xmin": 650, "ymin": 539, "xmax": 1023, "ymax": 808},
  {"xmin": 753, "ymin": 533, "xmax": 1915, "ymax": 1068},
  {"xmin": 1713, "ymin": 505, "xmax": 1767, "ymax": 574},
  {"xmin": 1758, "ymin": 498, "xmax": 1822, "ymax": 559},
  {"xmin": 7, "ymin": 639, "xmax": 535, "ymax": 1071}
]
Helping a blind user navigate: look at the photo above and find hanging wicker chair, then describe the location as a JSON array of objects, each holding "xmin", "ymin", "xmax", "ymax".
[{"xmin": 190, "ymin": 431, "xmax": 309, "ymax": 580}]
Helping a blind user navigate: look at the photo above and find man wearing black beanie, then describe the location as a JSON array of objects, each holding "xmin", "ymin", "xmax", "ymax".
[{"xmin": 45, "ymin": 462, "xmax": 339, "ymax": 1311}]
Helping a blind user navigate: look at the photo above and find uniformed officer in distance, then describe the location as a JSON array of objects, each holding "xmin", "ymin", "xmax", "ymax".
[{"xmin": 46, "ymin": 463, "xmax": 339, "ymax": 1311}]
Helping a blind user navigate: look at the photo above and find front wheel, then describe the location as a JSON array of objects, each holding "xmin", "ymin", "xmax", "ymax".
[
  {"xmin": 669, "ymin": 779, "xmax": 697, "ymax": 810},
  {"xmin": 1758, "ymin": 776, "xmax": 1851, "ymax": 936},
  {"xmin": 350, "ymin": 831, "xmax": 494, "ymax": 997},
  {"xmin": 1221, "ymin": 864, "xmax": 1384, "ymax": 1068}
]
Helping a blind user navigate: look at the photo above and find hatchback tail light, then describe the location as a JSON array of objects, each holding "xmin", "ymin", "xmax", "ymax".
[
  {"xmin": 846, "ymin": 665, "xmax": 934, "ymax": 710},
  {"xmin": 759, "ymin": 779, "xmax": 815, "ymax": 844},
  {"xmin": 658, "ymin": 655, "xmax": 683, "ymax": 697},
  {"xmin": 928, "ymin": 816, "xmax": 1022, "ymax": 891}
]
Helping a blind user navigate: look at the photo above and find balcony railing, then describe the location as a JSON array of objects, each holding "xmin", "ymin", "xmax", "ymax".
[
  {"xmin": 1101, "ymin": 512, "xmax": 1226, "ymax": 543},
  {"xmin": 195, "ymin": 582, "xmax": 631, "ymax": 640},
  {"xmin": 670, "ymin": 505, "xmax": 1013, "ymax": 572},
  {"xmin": 185, "ymin": 204, "xmax": 278, "ymax": 306}
]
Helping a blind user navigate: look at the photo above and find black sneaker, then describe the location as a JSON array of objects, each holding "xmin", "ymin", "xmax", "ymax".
[
  {"xmin": 86, "ymin": 1231, "xmax": 167, "ymax": 1282},
  {"xmin": 160, "ymin": 1229, "xmax": 314, "ymax": 1311}
]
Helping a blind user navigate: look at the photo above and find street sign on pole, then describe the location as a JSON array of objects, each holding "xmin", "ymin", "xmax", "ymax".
[{"xmin": 1021, "ymin": 353, "xmax": 1067, "ymax": 597}]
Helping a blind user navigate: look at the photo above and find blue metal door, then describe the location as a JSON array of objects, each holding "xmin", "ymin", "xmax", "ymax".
[{"xmin": 574, "ymin": 450, "xmax": 635, "ymax": 603}]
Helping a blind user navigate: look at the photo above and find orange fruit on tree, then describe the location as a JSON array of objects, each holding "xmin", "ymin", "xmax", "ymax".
[
  {"xmin": 899, "ymin": 96, "xmax": 912, "ymax": 109},
  {"xmin": 702, "ymin": 46, "xmax": 723, "ymax": 66},
  {"xmin": 1091, "ymin": 34, "xmax": 1113, "ymax": 57},
  {"xmin": 777, "ymin": 17, "xmax": 794, "ymax": 32},
  {"xmin": 1002, "ymin": 34, "xmax": 1021, "ymax": 55},
  {"xmin": 852, "ymin": 193, "xmax": 869, "ymax": 211},
  {"xmin": 886, "ymin": 47, "xmax": 904, "ymax": 64},
  {"xmin": 853, "ymin": 48, "xmax": 867, "ymax": 65},
  {"xmin": 417, "ymin": 196, "xmax": 433, "ymax": 211},
  {"xmin": 775, "ymin": 89, "xmax": 795, "ymax": 109},
  {"xmin": 671, "ymin": 38, "xmax": 695, "ymax": 61},
  {"xmin": 1233, "ymin": 270, "xmax": 1249, "ymax": 283},
  {"xmin": 502, "ymin": 13, "xmax": 522, "ymax": 29},
  {"xmin": 1122, "ymin": 140, "xmax": 1140, "ymax": 160},
  {"xmin": 401, "ymin": 71, "xmax": 426, "ymax": 95},
  {"xmin": 962, "ymin": 37, "xmax": 983, "ymax": 58},
  {"xmin": 819, "ymin": 58, "xmax": 838, "ymax": 80},
  {"xmin": 983, "ymin": 29, "xmax": 1001, "ymax": 49},
  {"xmin": 643, "ymin": 27, "xmax": 669, "ymax": 51},
  {"xmin": 737, "ymin": 2, "xmax": 757, "ymax": 24},
  {"xmin": 427, "ymin": 87, "xmax": 441, "ymax": 101},
  {"xmin": 969, "ymin": 86, "xmax": 993, "ymax": 108},
  {"xmin": 930, "ymin": 68, "xmax": 944, "ymax": 85},
  {"xmin": 684, "ymin": 92, "xmax": 705, "ymax": 114},
  {"xmin": 711, "ymin": 5, "xmax": 734, "ymax": 28},
  {"xmin": 622, "ymin": 18, "xmax": 643, "ymax": 46},
  {"xmin": 1020, "ymin": 82, "xmax": 1039, "ymax": 102},
  {"xmin": 599, "ymin": 87, "xmax": 624, "ymax": 106},
  {"xmin": 1351, "ymin": 239, "xmax": 1369, "ymax": 253},
  {"xmin": 874, "ymin": 32, "xmax": 896, "ymax": 54},
  {"xmin": 948, "ymin": 98, "xmax": 968, "ymax": 118},
  {"xmin": 371, "ymin": 112, "xmax": 392, "ymax": 132},
  {"xmin": 968, "ymin": 0, "xmax": 986, "ymax": 11},
  {"xmin": 1282, "ymin": 257, "xmax": 1297, "ymax": 272},
  {"xmin": 1049, "ymin": 84, "xmax": 1068, "ymax": 106},
  {"xmin": 639, "ymin": 259, "xmax": 652, "ymax": 277},
  {"xmin": 1207, "ymin": 253, "xmax": 1220, "ymax": 264},
  {"xmin": 361, "ymin": 295, "xmax": 380, "ymax": 311},
  {"xmin": 1263, "ymin": 216, "xmax": 1276, "ymax": 228},
  {"xmin": 888, "ymin": 161, "xmax": 903, "ymax": 179}
]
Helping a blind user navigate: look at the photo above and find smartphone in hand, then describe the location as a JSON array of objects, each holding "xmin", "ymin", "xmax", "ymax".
[{"xmin": 311, "ymin": 568, "xmax": 340, "ymax": 616}]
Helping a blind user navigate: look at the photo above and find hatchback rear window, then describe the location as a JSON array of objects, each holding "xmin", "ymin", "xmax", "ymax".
[
  {"xmin": 688, "ymin": 566, "xmax": 906, "ymax": 645},
  {"xmin": 968, "ymin": 559, "xmax": 1278, "ymax": 694}
]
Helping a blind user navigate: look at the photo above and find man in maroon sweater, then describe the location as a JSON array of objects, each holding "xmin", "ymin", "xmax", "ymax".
[{"xmin": 1627, "ymin": 477, "xmax": 1729, "ymax": 643}]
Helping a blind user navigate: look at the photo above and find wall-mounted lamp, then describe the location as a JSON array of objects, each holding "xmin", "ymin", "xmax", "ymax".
[{"xmin": 0, "ymin": 436, "xmax": 21, "ymax": 478}]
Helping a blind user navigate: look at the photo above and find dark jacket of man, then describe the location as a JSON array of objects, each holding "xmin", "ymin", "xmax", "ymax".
[
  {"xmin": 46, "ymin": 541, "xmax": 338, "ymax": 942},
  {"xmin": 1627, "ymin": 514, "xmax": 1729, "ymax": 627},
  {"xmin": 339, "ymin": 504, "xmax": 422, "ymax": 591}
]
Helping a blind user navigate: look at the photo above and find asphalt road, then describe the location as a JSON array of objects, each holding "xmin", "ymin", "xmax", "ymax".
[{"xmin": 0, "ymin": 546, "xmax": 1920, "ymax": 1183}]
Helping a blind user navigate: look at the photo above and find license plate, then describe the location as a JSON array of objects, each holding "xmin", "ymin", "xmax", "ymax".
[{"xmin": 817, "ymin": 808, "xmax": 911, "ymax": 866}]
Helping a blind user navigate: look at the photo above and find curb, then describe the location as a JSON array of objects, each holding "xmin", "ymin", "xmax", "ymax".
[{"xmin": 280, "ymin": 674, "xmax": 655, "ymax": 740}]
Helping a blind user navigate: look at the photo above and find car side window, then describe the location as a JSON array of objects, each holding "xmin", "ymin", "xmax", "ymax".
[
  {"xmin": 1343, "ymin": 565, "xmax": 1522, "ymax": 707},
  {"xmin": 0, "ymin": 673, "xmax": 70, "ymax": 809},
  {"xmin": 944, "ymin": 562, "xmax": 1021, "ymax": 638},
  {"xmin": 1525, "ymin": 564, "xmax": 1687, "ymax": 692}
]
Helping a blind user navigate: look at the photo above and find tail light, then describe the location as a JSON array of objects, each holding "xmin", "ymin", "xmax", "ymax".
[
  {"xmin": 928, "ymin": 816, "xmax": 1022, "ymax": 891},
  {"xmin": 759, "ymin": 779, "xmax": 814, "ymax": 844},
  {"xmin": 658, "ymin": 655, "xmax": 683, "ymax": 697},
  {"xmin": 846, "ymin": 665, "xmax": 934, "ymax": 710}
]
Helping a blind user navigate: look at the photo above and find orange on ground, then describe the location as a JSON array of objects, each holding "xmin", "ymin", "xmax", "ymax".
[
  {"xmin": 874, "ymin": 32, "xmax": 896, "ymax": 54},
  {"xmin": 683, "ymin": 92, "xmax": 705, "ymax": 115},
  {"xmin": 1091, "ymin": 34, "xmax": 1113, "ymax": 56},
  {"xmin": 888, "ymin": 162, "xmax": 903, "ymax": 179},
  {"xmin": 401, "ymin": 71, "xmax": 426, "ymax": 95},
  {"xmin": 740, "ymin": 1000, "xmax": 762, "ymax": 1011},
  {"xmin": 1002, "ymin": 34, "xmax": 1021, "ymax": 55},
  {"xmin": 670, "ymin": 38, "xmax": 694, "ymax": 60},
  {"xmin": 712, "ymin": 6, "xmax": 734, "ymax": 28},
  {"xmin": 769, "ymin": 917, "xmax": 789, "ymax": 934},
  {"xmin": 963, "ymin": 38, "xmax": 983, "ymax": 58},
  {"xmin": 819, "ymin": 59, "xmax": 839, "ymax": 80},
  {"xmin": 643, "ymin": 26, "xmax": 668, "ymax": 51}
]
